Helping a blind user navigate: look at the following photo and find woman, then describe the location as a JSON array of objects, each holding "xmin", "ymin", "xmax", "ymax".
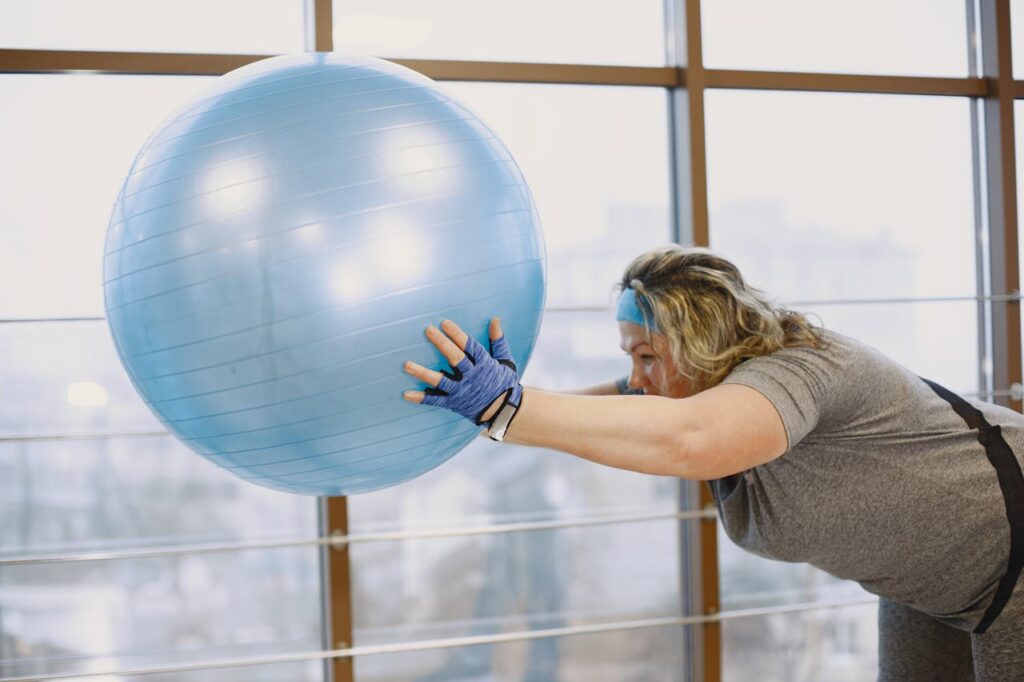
[{"xmin": 402, "ymin": 245, "xmax": 1024, "ymax": 681}]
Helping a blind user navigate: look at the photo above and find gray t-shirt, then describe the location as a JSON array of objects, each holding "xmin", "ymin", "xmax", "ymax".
[{"xmin": 713, "ymin": 328, "xmax": 1024, "ymax": 630}]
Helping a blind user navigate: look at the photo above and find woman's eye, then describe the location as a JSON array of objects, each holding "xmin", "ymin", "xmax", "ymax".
[{"xmin": 640, "ymin": 355, "xmax": 655, "ymax": 363}]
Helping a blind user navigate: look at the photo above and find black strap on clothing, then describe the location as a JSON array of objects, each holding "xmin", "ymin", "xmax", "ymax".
[{"xmin": 920, "ymin": 377, "xmax": 1024, "ymax": 634}]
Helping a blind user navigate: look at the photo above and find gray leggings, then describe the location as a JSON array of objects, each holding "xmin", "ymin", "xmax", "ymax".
[{"xmin": 878, "ymin": 578, "xmax": 1024, "ymax": 681}]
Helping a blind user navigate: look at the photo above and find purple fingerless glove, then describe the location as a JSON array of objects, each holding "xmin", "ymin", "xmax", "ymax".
[{"xmin": 421, "ymin": 334, "xmax": 523, "ymax": 427}]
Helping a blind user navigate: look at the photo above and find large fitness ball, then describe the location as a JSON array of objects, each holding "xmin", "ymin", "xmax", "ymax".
[{"xmin": 103, "ymin": 53, "xmax": 546, "ymax": 496}]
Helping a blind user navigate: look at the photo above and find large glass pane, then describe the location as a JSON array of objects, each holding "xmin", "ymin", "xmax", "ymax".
[
  {"xmin": 332, "ymin": 0, "xmax": 665, "ymax": 66},
  {"xmin": 792, "ymin": 301, "xmax": 980, "ymax": 395},
  {"xmin": 719, "ymin": 517, "xmax": 878, "ymax": 681},
  {"xmin": 0, "ymin": 321, "xmax": 160, "ymax": 438},
  {"xmin": 0, "ymin": 317, "xmax": 321, "ymax": 680},
  {"xmin": 0, "ymin": 436, "xmax": 318, "ymax": 553},
  {"xmin": 0, "ymin": 409, "xmax": 322, "ymax": 678},
  {"xmin": 702, "ymin": 0, "xmax": 968, "ymax": 77},
  {"xmin": 0, "ymin": 0, "xmax": 304, "ymax": 53},
  {"xmin": 351, "ymin": 523, "xmax": 680, "ymax": 644},
  {"xmin": 0, "ymin": 74, "xmax": 213, "ymax": 319},
  {"xmin": 1, "ymin": 71, "xmax": 323, "ymax": 675},
  {"xmin": 706, "ymin": 91, "xmax": 976, "ymax": 303},
  {"xmin": 719, "ymin": 526, "xmax": 874, "ymax": 611},
  {"xmin": 0, "ymin": 553, "xmax": 322, "ymax": 681},
  {"xmin": 442, "ymin": 83, "xmax": 673, "ymax": 308},
  {"xmin": 720, "ymin": 603, "xmax": 879, "ymax": 682},
  {"xmin": 355, "ymin": 626, "xmax": 688, "ymax": 681}
]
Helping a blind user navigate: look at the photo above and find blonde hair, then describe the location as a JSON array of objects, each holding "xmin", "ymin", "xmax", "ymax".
[{"xmin": 618, "ymin": 245, "xmax": 826, "ymax": 391}]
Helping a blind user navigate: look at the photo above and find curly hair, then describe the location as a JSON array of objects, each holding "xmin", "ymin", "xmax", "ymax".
[{"xmin": 617, "ymin": 245, "xmax": 827, "ymax": 391}]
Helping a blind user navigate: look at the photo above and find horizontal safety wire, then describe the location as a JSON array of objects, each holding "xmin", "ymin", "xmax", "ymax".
[
  {"xmin": 0, "ymin": 509, "xmax": 717, "ymax": 566},
  {"xmin": 0, "ymin": 596, "xmax": 878, "ymax": 682},
  {"xmin": 1, "ymin": 293, "xmax": 1021, "ymax": 325}
]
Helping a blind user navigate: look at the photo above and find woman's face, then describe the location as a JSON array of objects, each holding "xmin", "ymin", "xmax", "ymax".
[{"xmin": 618, "ymin": 321, "xmax": 695, "ymax": 399}]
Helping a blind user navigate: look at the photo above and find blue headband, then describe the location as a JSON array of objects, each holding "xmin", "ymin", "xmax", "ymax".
[{"xmin": 616, "ymin": 288, "xmax": 656, "ymax": 330}]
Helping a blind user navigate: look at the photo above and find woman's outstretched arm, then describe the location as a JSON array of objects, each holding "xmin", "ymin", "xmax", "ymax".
[
  {"xmin": 403, "ymin": 318, "xmax": 788, "ymax": 480},
  {"xmin": 499, "ymin": 385, "xmax": 787, "ymax": 479},
  {"xmin": 499, "ymin": 389, "xmax": 696, "ymax": 476}
]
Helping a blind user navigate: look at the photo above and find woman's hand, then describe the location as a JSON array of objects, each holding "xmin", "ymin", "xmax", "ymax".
[{"xmin": 403, "ymin": 317, "xmax": 522, "ymax": 427}]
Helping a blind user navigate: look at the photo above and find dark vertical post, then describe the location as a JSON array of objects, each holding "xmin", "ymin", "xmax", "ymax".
[
  {"xmin": 321, "ymin": 497, "xmax": 354, "ymax": 682},
  {"xmin": 682, "ymin": 0, "xmax": 711, "ymax": 249},
  {"xmin": 668, "ymin": 0, "xmax": 720, "ymax": 679},
  {"xmin": 314, "ymin": 0, "xmax": 334, "ymax": 52},
  {"xmin": 683, "ymin": 1, "xmax": 721, "ymax": 678}
]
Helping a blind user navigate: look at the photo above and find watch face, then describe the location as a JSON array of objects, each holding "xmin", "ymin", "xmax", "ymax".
[{"xmin": 488, "ymin": 401, "xmax": 519, "ymax": 441}]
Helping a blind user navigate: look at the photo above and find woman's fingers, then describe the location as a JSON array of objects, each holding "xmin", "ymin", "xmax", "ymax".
[
  {"xmin": 404, "ymin": 360, "xmax": 443, "ymax": 387},
  {"xmin": 439, "ymin": 319, "xmax": 470, "ymax": 351},
  {"xmin": 407, "ymin": 320, "xmax": 500, "ymax": 405},
  {"xmin": 426, "ymin": 324, "xmax": 466, "ymax": 366}
]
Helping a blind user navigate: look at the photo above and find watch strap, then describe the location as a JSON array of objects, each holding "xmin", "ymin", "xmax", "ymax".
[{"xmin": 486, "ymin": 390, "xmax": 522, "ymax": 441}]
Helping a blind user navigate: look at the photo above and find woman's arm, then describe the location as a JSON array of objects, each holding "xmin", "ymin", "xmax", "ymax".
[
  {"xmin": 498, "ymin": 384, "xmax": 787, "ymax": 479},
  {"xmin": 500, "ymin": 389, "xmax": 694, "ymax": 475},
  {"xmin": 403, "ymin": 319, "xmax": 788, "ymax": 480}
]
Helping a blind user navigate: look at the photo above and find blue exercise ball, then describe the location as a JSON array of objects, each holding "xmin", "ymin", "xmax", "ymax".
[{"xmin": 103, "ymin": 53, "xmax": 546, "ymax": 496}]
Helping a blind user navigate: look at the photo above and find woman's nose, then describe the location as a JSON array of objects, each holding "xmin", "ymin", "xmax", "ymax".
[{"xmin": 627, "ymin": 366, "xmax": 645, "ymax": 391}]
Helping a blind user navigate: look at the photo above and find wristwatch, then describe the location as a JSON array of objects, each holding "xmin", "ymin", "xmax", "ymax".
[{"xmin": 485, "ymin": 393, "xmax": 522, "ymax": 442}]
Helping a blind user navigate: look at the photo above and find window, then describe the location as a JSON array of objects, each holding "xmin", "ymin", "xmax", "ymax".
[
  {"xmin": 0, "ymin": 74, "xmax": 214, "ymax": 319},
  {"xmin": 0, "ymin": 0, "xmax": 305, "ymax": 54},
  {"xmin": 0, "ymin": 75, "xmax": 322, "ymax": 680},
  {"xmin": 702, "ymin": 0, "xmax": 969, "ymax": 77},
  {"xmin": 706, "ymin": 90, "xmax": 978, "ymax": 392},
  {"xmin": 440, "ymin": 83, "xmax": 673, "ymax": 308},
  {"xmin": 332, "ymin": 0, "xmax": 666, "ymax": 66}
]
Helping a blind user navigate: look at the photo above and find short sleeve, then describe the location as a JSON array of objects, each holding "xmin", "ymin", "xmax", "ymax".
[{"xmin": 720, "ymin": 345, "xmax": 842, "ymax": 452}]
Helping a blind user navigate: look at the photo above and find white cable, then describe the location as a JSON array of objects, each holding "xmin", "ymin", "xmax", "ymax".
[
  {"xmin": 0, "ymin": 509, "xmax": 716, "ymax": 566},
  {"xmin": 0, "ymin": 597, "xmax": 877, "ymax": 682}
]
